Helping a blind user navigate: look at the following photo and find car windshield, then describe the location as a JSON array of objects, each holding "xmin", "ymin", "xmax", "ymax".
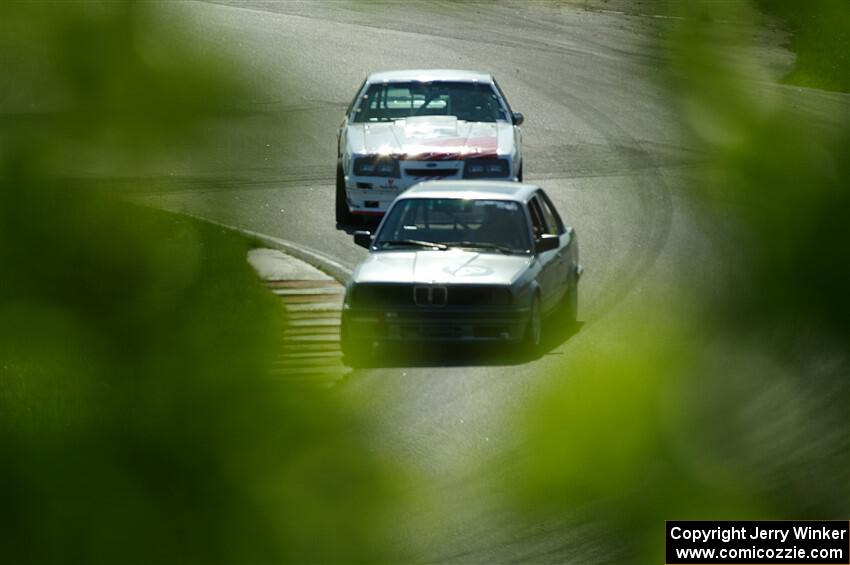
[
  {"xmin": 352, "ymin": 81, "xmax": 509, "ymax": 123},
  {"xmin": 375, "ymin": 198, "xmax": 531, "ymax": 254}
]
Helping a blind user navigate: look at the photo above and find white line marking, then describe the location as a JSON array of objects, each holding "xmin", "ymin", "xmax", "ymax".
[
  {"xmin": 180, "ymin": 212, "xmax": 353, "ymax": 280},
  {"xmin": 272, "ymin": 287, "xmax": 344, "ymax": 296},
  {"xmin": 284, "ymin": 302, "xmax": 343, "ymax": 312}
]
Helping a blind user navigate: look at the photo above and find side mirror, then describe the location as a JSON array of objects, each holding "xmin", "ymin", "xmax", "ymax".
[
  {"xmin": 512, "ymin": 112, "xmax": 524, "ymax": 126},
  {"xmin": 353, "ymin": 230, "xmax": 373, "ymax": 249},
  {"xmin": 536, "ymin": 233, "xmax": 559, "ymax": 254}
]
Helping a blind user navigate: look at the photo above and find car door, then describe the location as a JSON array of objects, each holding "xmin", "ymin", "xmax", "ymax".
[
  {"xmin": 535, "ymin": 190, "xmax": 571, "ymax": 309},
  {"xmin": 338, "ymin": 78, "xmax": 367, "ymax": 161},
  {"xmin": 493, "ymin": 79, "xmax": 522, "ymax": 171},
  {"xmin": 528, "ymin": 195, "xmax": 559, "ymax": 312}
]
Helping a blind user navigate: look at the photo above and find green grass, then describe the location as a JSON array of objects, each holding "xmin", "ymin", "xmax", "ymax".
[
  {"xmin": 759, "ymin": 0, "xmax": 850, "ymax": 92},
  {"xmin": 561, "ymin": 0, "xmax": 850, "ymax": 93}
]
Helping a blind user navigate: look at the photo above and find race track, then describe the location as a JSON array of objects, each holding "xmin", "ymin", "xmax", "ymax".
[{"xmin": 138, "ymin": 2, "xmax": 729, "ymax": 560}]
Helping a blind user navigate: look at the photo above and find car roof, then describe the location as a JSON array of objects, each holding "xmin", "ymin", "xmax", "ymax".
[
  {"xmin": 398, "ymin": 180, "xmax": 540, "ymax": 202},
  {"xmin": 366, "ymin": 69, "xmax": 494, "ymax": 84}
]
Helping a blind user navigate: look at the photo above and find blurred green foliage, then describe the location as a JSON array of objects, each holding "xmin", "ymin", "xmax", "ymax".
[
  {"xmin": 667, "ymin": 0, "xmax": 850, "ymax": 336},
  {"xmin": 0, "ymin": 2, "xmax": 401, "ymax": 562},
  {"xmin": 4, "ymin": 1, "xmax": 848, "ymax": 562},
  {"xmin": 516, "ymin": 1, "xmax": 850, "ymax": 562}
]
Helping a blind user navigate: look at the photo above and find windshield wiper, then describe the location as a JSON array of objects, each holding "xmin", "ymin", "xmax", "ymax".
[
  {"xmin": 380, "ymin": 239, "xmax": 448, "ymax": 250},
  {"xmin": 444, "ymin": 241, "xmax": 517, "ymax": 254}
]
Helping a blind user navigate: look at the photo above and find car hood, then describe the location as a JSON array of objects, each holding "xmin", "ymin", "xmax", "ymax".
[
  {"xmin": 346, "ymin": 116, "xmax": 515, "ymax": 160},
  {"xmin": 352, "ymin": 249, "xmax": 532, "ymax": 286}
]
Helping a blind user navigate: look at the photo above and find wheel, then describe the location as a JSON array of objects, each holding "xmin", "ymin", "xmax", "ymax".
[
  {"xmin": 522, "ymin": 294, "xmax": 543, "ymax": 357},
  {"xmin": 563, "ymin": 269, "xmax": 578, "ymax": 324},
  {"xmin": 335, "ymin": 166, "xmax": 354, "ymax": 225},
  {"xmin": 551, "ymin": 270, "xmax": 579, "ymax": 341},
  {"xmin": 517, "ymin": 162, "xmax": 523, "ymax": 182},
  {"xmin": 340, "ymin": 320, "xmax": 372, "ymax": 368}
]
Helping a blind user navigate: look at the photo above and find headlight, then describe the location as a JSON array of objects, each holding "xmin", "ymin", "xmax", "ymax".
[
  {"xmin": 463, "ymin": 158, "xmax": 510, "ymax": 178},
  {"xmin": 354, "ymin": 156, "xmax": 400, "ymax": 177}
]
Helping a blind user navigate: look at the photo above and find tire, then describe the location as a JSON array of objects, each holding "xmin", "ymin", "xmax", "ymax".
[
  {"xmin": 522, "ymin": 294, "xmax": 543, "ymax": 357},
  {"xmin": 551, "ymin": 270, "xmax": 579, "ymax": 342},
  {"xmin": 335, "ymin": 166, "xmax": 354, "ymax": 225},
  {"xmin": 564, "ymin": 269, "xmax": 578, "ymax": 324},
  {"xmin": 517, "ymin": 162, "xmax": 523, "ymax": 182}
]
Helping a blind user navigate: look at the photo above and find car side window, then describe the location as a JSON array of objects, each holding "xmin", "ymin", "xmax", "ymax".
[
  {"xmin": 528, "ymin": 198, "xmax": 547, "ymax": 238},
  {"xmin": 346, "ymin": 79, "xmax": 367, "ymax": 118},
  {"xmin": 492, "ymin": 79, "xmax": 513, "ymax": 115},
  {"xmin": 536, "ymin": 191, "xmax": 564, "ymax": 235}
]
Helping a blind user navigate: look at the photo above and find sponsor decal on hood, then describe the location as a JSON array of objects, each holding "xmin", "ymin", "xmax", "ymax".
[
  {"xmin": 353, "ymin": 249, "xmax": 532, "ymax": 286},
  {"xmin": 349, "ymin": 116, "xmax": 510, "ymax": 161}
]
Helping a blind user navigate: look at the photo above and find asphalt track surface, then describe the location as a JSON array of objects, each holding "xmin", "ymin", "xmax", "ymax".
[{"xmin": 135, "ymin": 2, "xmax": 847, "ymax": 561}]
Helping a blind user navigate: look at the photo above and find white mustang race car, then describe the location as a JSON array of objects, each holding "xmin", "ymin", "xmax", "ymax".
[{"xmin": 336, "ymin": 69, "xmax": 524, "ymax": 224}]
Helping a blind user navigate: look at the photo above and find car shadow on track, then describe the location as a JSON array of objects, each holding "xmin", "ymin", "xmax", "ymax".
[
  {"xmin": 336, "ymin": 218, "xmax": 380, "ymax": 235},
  {"xmin": 355, "ymin": 320, "xmax": 585, "ymax": 369}
]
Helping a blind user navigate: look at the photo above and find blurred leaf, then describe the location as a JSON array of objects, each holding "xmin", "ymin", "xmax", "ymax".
[{"xmin": 0, "ymin": 2, "xmax": 406, "ymax": 562}]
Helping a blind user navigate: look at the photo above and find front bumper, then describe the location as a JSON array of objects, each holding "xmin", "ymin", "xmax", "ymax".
[
  {"xmin": 345, "ymin": 183, "xmax": 408, "ymax": 216},
  {"xmin": 342, "ymin": 306, "xmax": 531, "ymax": 342}
]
